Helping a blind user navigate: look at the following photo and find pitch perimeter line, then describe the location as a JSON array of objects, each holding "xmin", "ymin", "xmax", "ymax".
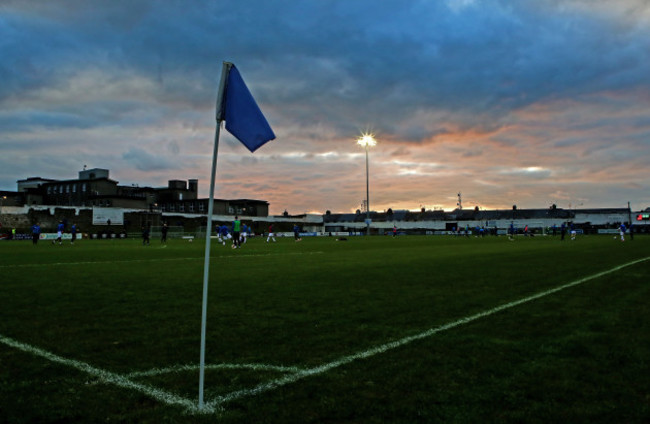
[
  {"xmin": 0, "ymin": 334, "xmax": 209, "ymax": 414},
  {"xmin": 206, "ymin": 256, "xmax": 650, "ymax": 409},
  {"xmin": 0, "ymin": 251, "xmax": 324, "ymax": 269}
]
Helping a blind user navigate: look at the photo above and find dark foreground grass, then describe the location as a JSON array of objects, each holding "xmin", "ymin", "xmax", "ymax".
[{"xmin": 1, "ymin": 235, "xmax": 649, "ymax": 423}]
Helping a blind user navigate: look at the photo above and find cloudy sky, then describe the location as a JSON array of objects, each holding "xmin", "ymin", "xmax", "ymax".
[{"xmin": 1, "ymin": 0, "xmax": 649, "ymax": 214}]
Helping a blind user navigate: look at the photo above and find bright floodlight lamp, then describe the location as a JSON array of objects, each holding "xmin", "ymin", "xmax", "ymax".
[
  {"xmin": 357, "ymin": 133, "xmax": 376, "ymax": 236},
  {"xmin": 357, "ymin": 134, "xmax": 377, "ymax": 148}
]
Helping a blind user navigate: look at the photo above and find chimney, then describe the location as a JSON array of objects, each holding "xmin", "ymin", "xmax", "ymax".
[{"xmin": 188, "ymin": 179, "xmax": 198, "ymax": 193}]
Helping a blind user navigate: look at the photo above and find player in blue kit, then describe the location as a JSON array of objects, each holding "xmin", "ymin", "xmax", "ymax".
[
  {"xmin": 219, "ymin": 224, "xmax": 230, "ymax": 245},
  {"xmin": 241, "ymin": 223, "xmax": 248, "ymax": 244},
  {"xmin": 53, "ymin": 221, "xmax": 64, "ymax": 245},
  {"xmin": 32, "ymin": 223, "xmax": 41, "ymax": 245},
  {"xmin": 619, "ymin": 223, "xmax": 626, "ymax": 241},
  {"xmin": 70, "ymin": 223, "xmax": 78, "ymax": 245}
]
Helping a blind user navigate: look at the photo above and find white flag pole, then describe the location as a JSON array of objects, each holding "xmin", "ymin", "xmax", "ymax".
[{"xmin": 198, "ymin": 61, "xmax": 232, "ymax": 410}]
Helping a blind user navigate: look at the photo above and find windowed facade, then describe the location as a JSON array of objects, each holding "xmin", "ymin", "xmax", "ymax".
[{"xmin": 19, "ymin": 174, "xmax": 269, "ymax": 217}]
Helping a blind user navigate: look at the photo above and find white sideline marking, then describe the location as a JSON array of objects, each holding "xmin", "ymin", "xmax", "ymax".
[
  {"xmin": 126, "ymin": 362, "xmax": 304, "ymax": 378},
  {"xmin": 0, "ymin": 334, "xmax": 209, "ymax": 414},
  {"xmin": 205, "ymin": 256, "xmax": 650, "ymax": 409},
  {"xmin": 0, "ymin": 251, "xmax": 324, "ymax": 269}
]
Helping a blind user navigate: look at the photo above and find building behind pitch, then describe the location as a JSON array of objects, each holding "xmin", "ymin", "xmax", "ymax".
[{"xmin": 9, "ymin": 168, "xmax": 269, "ymax": 218}]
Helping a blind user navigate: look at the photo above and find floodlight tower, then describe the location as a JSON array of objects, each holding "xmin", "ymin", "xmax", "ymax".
[{"xmin": 357, "ymin": 134, "xmax": 376, "ymax": 236}]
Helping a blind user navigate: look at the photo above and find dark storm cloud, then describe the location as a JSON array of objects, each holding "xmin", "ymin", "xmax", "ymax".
[{"xmin": 3, "ymin": 1, "xmax": 648, "ymax": 134}]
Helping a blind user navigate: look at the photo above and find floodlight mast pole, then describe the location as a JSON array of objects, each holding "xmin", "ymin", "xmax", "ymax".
[
  {"xmin": 198, "ymin": 61, "xmax": 232, "ymax": 410},
  {"xmin": 364, "ymin": 145, "xmax": 370, "ymax": 236},
  {"xmin": 357, "ymin": 134, "xmax": 375, "ymax": 236}
]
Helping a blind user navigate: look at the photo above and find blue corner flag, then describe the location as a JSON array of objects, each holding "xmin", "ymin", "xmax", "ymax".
[{"xmin": 224, "ymin": 65, "xmax": 276, "ymax": 152}]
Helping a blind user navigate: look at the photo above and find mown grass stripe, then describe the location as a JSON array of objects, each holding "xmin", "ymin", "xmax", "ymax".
[{"xmin": 0, "ymin": 251, "xmax": 324, "ymax": 268}]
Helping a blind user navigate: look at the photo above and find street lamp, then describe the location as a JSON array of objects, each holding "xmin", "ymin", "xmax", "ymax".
[{"xmin": 357, "ymin": 133, "xmax": 376, "ymax": 235}]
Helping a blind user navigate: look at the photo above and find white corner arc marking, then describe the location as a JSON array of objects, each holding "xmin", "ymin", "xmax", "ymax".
[{"xmin": 0, "ymin": 334, "xmax": 208, "ymax": 414}]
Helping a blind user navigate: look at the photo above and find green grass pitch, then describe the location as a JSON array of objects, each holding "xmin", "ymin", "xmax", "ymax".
[{"xmin": 1, "ymin": 234, "xmax": 649, "ymax": 423}]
